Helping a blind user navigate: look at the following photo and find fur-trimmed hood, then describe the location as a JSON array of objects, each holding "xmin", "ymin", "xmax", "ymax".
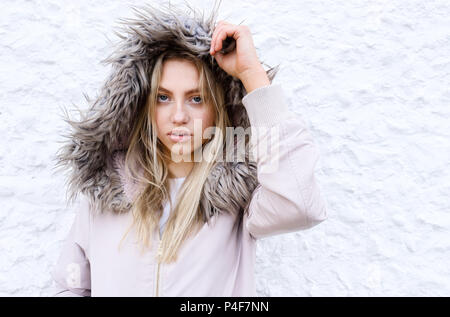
[{"xmin": 54, "ymin": 2, "xmax": 279, "ymax": 221}]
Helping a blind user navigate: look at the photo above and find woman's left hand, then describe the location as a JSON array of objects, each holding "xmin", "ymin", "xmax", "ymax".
[{"xmin": 210, "ymin": 21, "xmax": 266, "ymax": 82}]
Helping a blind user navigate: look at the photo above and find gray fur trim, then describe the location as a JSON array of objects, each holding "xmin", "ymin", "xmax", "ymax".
[{"xmin": 53, "ymin": 1, "xmax": 279, "ymax": 219}]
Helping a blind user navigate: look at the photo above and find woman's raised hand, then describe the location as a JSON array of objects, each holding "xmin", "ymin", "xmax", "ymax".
[{"xmin": 210, "ymin": 21, "xmax": 267, "ymax": 84}]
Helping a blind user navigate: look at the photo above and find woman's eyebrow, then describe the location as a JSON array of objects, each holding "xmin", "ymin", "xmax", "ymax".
[{"xmin": 158, "ymin": 86, "xmax": 200, "ymax": 94}]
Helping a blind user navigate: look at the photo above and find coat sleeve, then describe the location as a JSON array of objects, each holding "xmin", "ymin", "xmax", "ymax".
[
  {"xmin": 241, "ymin": 84, "xmax": 328, "ymax": 240},
  {"xmin": 50, "ymin": 195, "xmax": 92, "ymax": 297}
]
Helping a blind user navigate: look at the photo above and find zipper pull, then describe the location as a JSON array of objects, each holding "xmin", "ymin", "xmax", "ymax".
[
  {"xmin": 157, "ymin": 242, "xmax": 163, "ymax": 260},
  {"xmin": 156, "ymin": 228, "xmax": 163, "ymax": 261}
]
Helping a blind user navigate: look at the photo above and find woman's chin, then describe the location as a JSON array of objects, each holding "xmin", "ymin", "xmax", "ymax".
[{"xmin": 169, "ymin": 144, "xmax": 195, "ymax": 161}]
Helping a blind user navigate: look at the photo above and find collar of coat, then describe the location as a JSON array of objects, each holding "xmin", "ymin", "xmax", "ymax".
[{"xmin": 54, "ymin": 2, "xmax": 279, "ymax": 222}]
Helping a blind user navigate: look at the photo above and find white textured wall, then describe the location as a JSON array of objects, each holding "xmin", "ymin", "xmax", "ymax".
[{"xmin": 1, "ymin": 0, "xmax": 449, "ymax": 296}]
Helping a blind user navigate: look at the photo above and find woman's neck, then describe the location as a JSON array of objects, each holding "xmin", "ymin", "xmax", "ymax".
[
  {"xmin": 163, "ymin": 148, "xmax": 196, "ymax": 178},
  {"xmin": 167, "ymin": 160, "xmax": 194, "ymax": 178}
]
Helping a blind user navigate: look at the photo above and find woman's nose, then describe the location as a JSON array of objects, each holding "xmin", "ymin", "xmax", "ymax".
[{"xmin": 171, "ymin": 102, "xmax": 189, "ymax": 123}]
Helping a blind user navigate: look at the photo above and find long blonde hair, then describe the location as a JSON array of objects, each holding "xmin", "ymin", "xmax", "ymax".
[{"xmin": 118, "ymin": 50, "xmax": 232, "ymax": 264}]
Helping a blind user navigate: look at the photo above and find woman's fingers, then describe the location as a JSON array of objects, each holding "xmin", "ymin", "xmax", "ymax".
[
  {"xmin": 215, "ymin": 25, "xmax": 236, "ymax": 53},
  {"xmin": 211, "ymin": 24, "xmax": 223, "ymax": 53},
  {"xmin": 211, "ymin": 21, "xmax": 232, "ymax": 54},
  {"xmin": 211, "ymin": 23, "xmax": 225, "ymax": 53}
]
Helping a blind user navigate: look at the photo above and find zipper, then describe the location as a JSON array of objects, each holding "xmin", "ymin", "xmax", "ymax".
[{"xmin": 155, "ymin": 229, "xmax": 163, "ymax": 297}]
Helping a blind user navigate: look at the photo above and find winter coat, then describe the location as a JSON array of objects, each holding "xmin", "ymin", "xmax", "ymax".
[{"xmin": 51, "ymin": 3, "xmax": 328, "ymax": 296}]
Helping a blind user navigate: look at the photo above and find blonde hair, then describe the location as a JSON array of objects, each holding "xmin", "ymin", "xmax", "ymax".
[{"xmin": 118, "ymin": 50, "xmax": 232, "ymax": 264}]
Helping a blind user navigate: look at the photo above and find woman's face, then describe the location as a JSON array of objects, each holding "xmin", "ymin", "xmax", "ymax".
[{"xmin": 154, "ymin": 59, "xmax": 216, "ymax": 162}]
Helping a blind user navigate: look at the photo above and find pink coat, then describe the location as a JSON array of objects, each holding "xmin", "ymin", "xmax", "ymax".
[{"xmin": 51, "ymin": 84, "xmax": 328, "ymax": 296}]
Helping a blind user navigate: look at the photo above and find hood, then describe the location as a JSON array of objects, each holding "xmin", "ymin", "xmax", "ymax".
[{"xmin": 54, "ymin": 2, "xmax": 279, "ymax": 220}]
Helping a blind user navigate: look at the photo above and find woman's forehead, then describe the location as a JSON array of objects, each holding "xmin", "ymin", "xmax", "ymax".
[{"xmin": 160, "ymin": 60, "xmax": 200, "ymax": 87}]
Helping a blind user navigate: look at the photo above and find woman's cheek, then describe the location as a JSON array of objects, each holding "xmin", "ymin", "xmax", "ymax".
[{"xmin": 155, "ymin": 110, "xmax": 168, "ymax": 138}]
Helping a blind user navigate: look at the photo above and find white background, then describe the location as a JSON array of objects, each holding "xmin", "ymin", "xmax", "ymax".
[{"xmin": 1, "ymin": 0, "xmax": 449, "ymax": 296}]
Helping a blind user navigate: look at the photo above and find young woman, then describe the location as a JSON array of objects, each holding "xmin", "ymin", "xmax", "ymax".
[{"xmin": 51, "ymin": 2, "xmax": 328, "ymax": 297}]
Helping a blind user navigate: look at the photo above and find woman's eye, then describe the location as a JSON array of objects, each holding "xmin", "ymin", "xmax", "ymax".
[
  {"xmin": 191, "ymin": 96, "xmax": 202, "ymax": 104},
  {"xmin": 157, "ymin": 94, "xmax": 169, "ymax": 102}
]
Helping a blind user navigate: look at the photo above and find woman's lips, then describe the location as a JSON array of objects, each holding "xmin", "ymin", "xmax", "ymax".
[{"xmin": 168, "ymin": 133, "xmax": 192, "ymax": 142}]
